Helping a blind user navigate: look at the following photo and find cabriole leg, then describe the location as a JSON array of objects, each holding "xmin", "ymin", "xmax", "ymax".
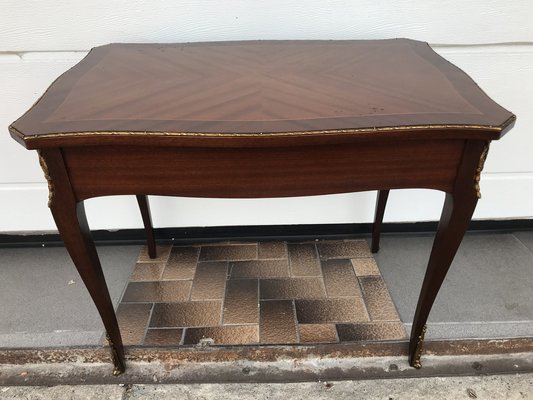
[
  {"xmin": 136, "ymin": 195, "xmax": 157, "ymax": 259},
  {"xmin": 409, "ymin": 140, "xmax": 487, "ymax": 368},
  {"xmin": 39, "ymin": 149, "xmax": 125, "ymax": 375},
  {"xmin": 371, "ymin": 189, "xmax": 390, "ymax": 253}
]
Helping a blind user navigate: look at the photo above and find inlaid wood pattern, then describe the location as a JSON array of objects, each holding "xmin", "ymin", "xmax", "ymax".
[
  {"xmin": 47, "ymin": 42, "xmax": 480, "ymax": 123},
  {"xmin": 11, "ymin": 40, "xmax": 514, "ymax": 150}
]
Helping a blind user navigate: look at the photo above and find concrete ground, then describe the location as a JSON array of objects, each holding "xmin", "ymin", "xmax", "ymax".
[
  {"xmin": 1, "ymin": 231, "xmax": 533, "ymax": 347},
  {"xmin": 1, "ymin": 231, "xmax": 532, "ymax": 389},
  {"xmin": 376, "ymin": 231, "xmax": 533, "ymax": 340},
  {"xmin": 1, "ymin": 373, "xmax": 532, "ymax": 399}
]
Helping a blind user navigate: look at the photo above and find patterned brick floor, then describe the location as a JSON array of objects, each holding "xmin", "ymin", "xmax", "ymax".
[{"xmin": 116, "ymin": 239, "xmax": 407, "ymax": 347}]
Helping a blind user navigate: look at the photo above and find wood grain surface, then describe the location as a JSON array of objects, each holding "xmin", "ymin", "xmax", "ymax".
[
  {"xmin": 63, "ymin": 139, "xmax": 464, "ymax": 200},
  {"xmin": 10, "ymin": 40, "xmax": 514, "ymax": 150}
]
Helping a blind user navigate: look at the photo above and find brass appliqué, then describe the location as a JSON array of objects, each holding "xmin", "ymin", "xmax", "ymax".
[
  {"xmin": 474, "ymin": 142, "xmax": 490, "ymax": 199},
  {"xmin": 106, "ymin": 333, "xmax": 124, "ymax": 376},
  {"xmin": 37, "ymin": 151, "xmax": 54, "ymax": 207},
  {"xmin": 412, "ymin": 324, "xmax": 427, "ymax": 369}
]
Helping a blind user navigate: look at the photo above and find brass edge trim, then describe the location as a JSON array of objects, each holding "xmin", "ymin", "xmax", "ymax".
[
  {"xmin": 8, "ymin": 125, "xmax": 25, "ymax": 140},
  {"xmin": 412, "ymin": 325, "xmax": 427, "ymax": 369},
  {"xmin": 37, "ymin": 150, "xmax": 54, "ymax": 208},
  {"xmin": 20, "ymin": 123, "xmax": 503, "ymax": 142},
  {"xmin": 500, "ymin": 114, "xmax": 517, "ymax": 131},
  {"xmin": 105, "ymin": 334, "xmax": 124, "ymax": 376},
  {"xmin": 474, "ymin": 142, "xmax": 491, "ymax": 199}
]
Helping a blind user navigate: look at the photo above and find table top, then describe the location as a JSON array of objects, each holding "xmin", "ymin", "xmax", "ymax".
[{"xmin": 10, "ymin": 39, "xmax": 514, "ymax": 149}]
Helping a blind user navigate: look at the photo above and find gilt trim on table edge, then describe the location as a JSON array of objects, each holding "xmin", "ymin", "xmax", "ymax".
[{"xmin": 9, "ymin": 119, "xmax": 514, "ymax": 143}]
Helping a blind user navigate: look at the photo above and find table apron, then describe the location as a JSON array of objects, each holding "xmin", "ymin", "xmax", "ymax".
[{"xmin": 61, "ymin": 139, "xmax": 466, "ymax": 201}]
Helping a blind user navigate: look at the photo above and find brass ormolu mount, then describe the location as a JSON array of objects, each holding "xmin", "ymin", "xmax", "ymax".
[
  {"xmin": 412, "ymin": 325, "xmax": 427, "ymax": 369},
  {"xmin": 474, "ymin": 142, "xmax": 490, "ymax": 199},
  {"xmin": 37, "ymin": 151, "xmax": 54, "ymax": 207},
  {"xmin": 106, "ymin": 333, "xmax": 125, "ymax": 376}
]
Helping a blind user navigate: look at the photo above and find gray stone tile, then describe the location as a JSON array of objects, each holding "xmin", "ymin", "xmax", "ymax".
[
  {"xmin": 230, "ymin": 260, "xmax": 289, "ymax": 279},
  {"xmin": 144, "ymin": 328, "xmax": 184, "ymax": 346},
  {"xmin": 359, "ymin": 276, "xmax": 400, "ymax": 321},
  {"xmin": 260, "ymin": 278, "xmax": 326, "ymax": 300},
  {"xmin": 375, "ymin": 233, "xmax": 533, "ymax": 325},
  {"xmin": 317, "ymin": 240, "xmax": 372, "ymax": 260},
  {"xmin": 199, "ymin": 244, "xmax": 257, "ymax": 262},
  {"xmin": 321, "ymin": 259, "xmax": 362, "ymax": 298},
  {"xmin": 337, "ymin": 322, "xmax": 407, "ymax": 341},
  {"xmin": 116, "ymin": 303, "xmax": 152, "ymax": 345},
  {"xmin": 298, "ymin": 324, "xmax": 338, "ymax": 343},
  {"xmin": 223, "ymin": 279, "xmax": 259, "ymax": 325},
  {"xmin": 295, "ymin": 298, "xmax": 369, "ymax": 323},
  {"xmin": 259, "ymin": 300, "xmax": 297, "ymax": 344},
  {"xmin": 0, "ymin": 245, "xmax": 138, "ymax": 347},
  {"xmin": 258, "ymin": 242, "xmax": 287, "ymax": 259},
  {"xmin": 149, "ymin": 302, "xmax": 222, "ymax": 328},
  {"xmin": 288, "ymin": 243, "xmax": 321, "ymax": 277},
  {"xmin": 183, "ymin": 325, "xmax": 259, "ymax": 345}
]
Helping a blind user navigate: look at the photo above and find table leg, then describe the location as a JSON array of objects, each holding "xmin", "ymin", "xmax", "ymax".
[
  {"xmin": 371, "ymin": 189, "xmax": 390, "ymax": 253},
  {"xmin": 38, "ymin": 149, "xmax": 125, "ymax": 375},
  {"xmin": 408, "ymin": 140, "xmax": 487, "ymax": 368},
  {"xmin": 136, "ymin": 195, "xmax": 157, "ymax": 259}
]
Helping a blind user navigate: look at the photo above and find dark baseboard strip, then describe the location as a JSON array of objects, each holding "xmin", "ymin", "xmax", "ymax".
[{"xmin": 1, "ymin": 219, "xmax": 532, "ymax": 248}]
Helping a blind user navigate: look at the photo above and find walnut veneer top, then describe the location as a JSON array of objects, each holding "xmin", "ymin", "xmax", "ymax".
[{"xmin": 10, "ymin": 39, "xmax": 514, "ymax": 148}]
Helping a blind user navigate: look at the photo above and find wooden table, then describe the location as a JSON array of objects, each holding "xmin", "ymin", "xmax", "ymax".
[{"xmin": 9, "ymin": 40, "xmax": 515, "ymax": 375}]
